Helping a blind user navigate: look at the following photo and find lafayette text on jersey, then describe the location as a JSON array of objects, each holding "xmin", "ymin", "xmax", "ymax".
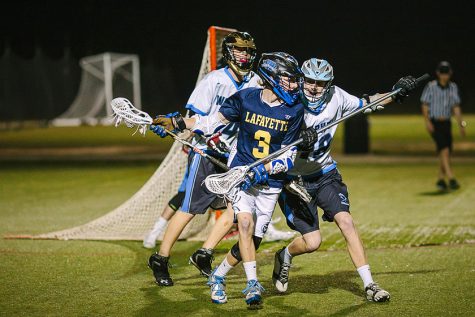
[{"xmin": 219, "ymin": 87, "xmax": 304, "ymax": 188}]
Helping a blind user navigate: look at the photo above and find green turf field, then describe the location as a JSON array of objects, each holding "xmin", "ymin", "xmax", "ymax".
[{"xmin": 1, "ymin": 115, "xmax": 474, "ymax": 316}]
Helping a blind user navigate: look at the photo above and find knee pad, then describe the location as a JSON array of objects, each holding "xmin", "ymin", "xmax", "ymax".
[{"xmin": 230, "ymin": 236, "xmax": 263, "ymax": 262}]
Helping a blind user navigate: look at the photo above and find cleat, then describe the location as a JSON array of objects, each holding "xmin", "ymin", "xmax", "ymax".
[
  {"xmin": 207, "ymin": 269, "xmax": 227, "ymax": 304},
  {"xmin": 264, "ymin": 223, "xmax": 296, "ymax": 242},
  {"xmin": 189, "ymin": 248, "xmax": 214, "ymax": 277},
  {"xmin": 449, "ymin": 179, "xmax": 460, "ymax": 190},
  {"xmin": 436, "ymin": 179, "xmax": 448, "ymax": 192},
  {"xmin": 242, "ymin": 280, "xmax": 265, "ymax": 309},
  {"xmin": 365, "ymin": 282, "xmax": 390, "ymax": 302},
  {"xmin": 272, "ymin": 247, "xmax": 291, "ymax": 292},
  {"xmin": 148, "ymin": 253, "xmax": 173, "ymax": 286}
]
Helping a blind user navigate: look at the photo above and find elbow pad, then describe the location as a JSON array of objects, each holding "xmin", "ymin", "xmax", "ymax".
[{"xmin": 269, "ymin": 146, "xmax": 297, "ymax": 175}]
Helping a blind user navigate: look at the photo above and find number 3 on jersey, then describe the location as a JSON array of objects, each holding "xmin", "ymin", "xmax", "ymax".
[{"xmin": 252, "ymin": 130, "xmax": 271, "ymax": 158}]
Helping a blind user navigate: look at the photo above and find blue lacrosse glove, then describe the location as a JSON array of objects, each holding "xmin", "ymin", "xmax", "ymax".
[
  {"xmin": 149, "ymin": 112, "xmax": 179, "ymax": 138},
  {"xmin": 241, "ymin": 164, "xmax": 269, "ymax": 191}
]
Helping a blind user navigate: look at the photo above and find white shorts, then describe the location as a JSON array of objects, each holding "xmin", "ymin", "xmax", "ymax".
[{"xmin": 232, "ymin": 187, "xmax": 281, "ymax": 238}]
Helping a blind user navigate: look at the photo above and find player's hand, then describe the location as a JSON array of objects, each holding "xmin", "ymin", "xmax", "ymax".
[
  {"xmin": 392, "ymin": 76, "xmax": 417, "ymax": 103},
  {"xmin": 460, "ymin": 126, "xmax": 466, "ymax": 138},
  {"xmin": 298, "ymin": 127, "xmax": 318, "ymax": 151},
  {"xmin": 241, "ymin": 164, "xmax": 268, "ymax": 190},
  {"xmin": 206, "ymin": 132, "xmax": 229, "ymax": 155},
  {"xmin": 149, "ymin": 124, "xmax": 168, "ymax": 138},
  {"xmin": 425, "ymin": 120, "xmax": 434, "ymax": 134},
  {"xmin": 152, "ymin": 112, "xmax": 179, "ymax": 131}
]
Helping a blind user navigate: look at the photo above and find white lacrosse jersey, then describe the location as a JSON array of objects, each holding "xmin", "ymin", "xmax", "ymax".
[
  {"xmin": 185, "ymin": 67, "xmax": 261, "ymax": 149},
  {"xmin": 288, "ymin": 85, "xmax": 363, "ymax": 177}
]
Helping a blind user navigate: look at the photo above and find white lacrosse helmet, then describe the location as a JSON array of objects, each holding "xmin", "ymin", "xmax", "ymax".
[{"xmin": 301, "ymin": 58, "xmax": 334, "ymax": 114}]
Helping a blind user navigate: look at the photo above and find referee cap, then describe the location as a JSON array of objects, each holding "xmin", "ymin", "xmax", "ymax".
[{"xmin": 437, "ymin": 61, "xmax": 452, "ymax": 74}]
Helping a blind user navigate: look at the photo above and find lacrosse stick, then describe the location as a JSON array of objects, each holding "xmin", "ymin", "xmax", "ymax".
[
  {"xmin": 205, "ymin": 74, "xmax": 430, "ymax": 195},
  {"xmin": 110, "ymin": 97, "xmax": 229, "ymax": 171}
]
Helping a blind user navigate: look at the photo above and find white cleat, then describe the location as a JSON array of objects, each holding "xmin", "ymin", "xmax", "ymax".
[
  {"xmin": 242, "ymin": 279, "xmax": 265, "ymax": 309},
  {"xmin": 264, "ymin": 222, "xmax": 296, "ymax": 242},
  {"xmin": 207, "ymin": 271, "xmax": 227, "ymax": 304}
]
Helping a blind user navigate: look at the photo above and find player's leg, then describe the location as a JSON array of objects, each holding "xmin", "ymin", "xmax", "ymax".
[
  {"xmin": 148, "ymin": 152, "xmax": 212, "ymax": 286},
  {"xmin": 143, "ymin": 192, "xmax": 184, "ymax": 248},
  {"xmin": 272, "ymin": 185, "xmax": 320, "ymax": 292},
  {"xmin": 189, "ymin": 203, "xmax": 235, "ymax": 277},
  {"xmin": 320, "ymin": 170, "xmax": 390, "ymax": 302}
]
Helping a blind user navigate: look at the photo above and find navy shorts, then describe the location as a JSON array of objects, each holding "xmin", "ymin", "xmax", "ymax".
[
  {"xmin": 279, "ymin": 168, "xmax": 350, "ymax": 235},
  {"xmin": 180, "ymin": 151, "xmax": 227, "ymax": 215}
]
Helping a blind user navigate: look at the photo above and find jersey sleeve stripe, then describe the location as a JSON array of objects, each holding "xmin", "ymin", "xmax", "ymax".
[{"xmin": 185, "ymin": 104, "xmax": 207, "ymax": 116}]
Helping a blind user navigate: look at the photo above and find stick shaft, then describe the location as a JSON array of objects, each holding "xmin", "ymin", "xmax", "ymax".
[{"xmin": 165, "ymin": 129, "xmax": 229, "ymax": 171}]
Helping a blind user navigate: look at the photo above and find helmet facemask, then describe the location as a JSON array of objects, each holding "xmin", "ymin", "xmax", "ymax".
[
  {"xmin": 300, "ymin": 58, "xmax": 334, "ymax": 114},
  {"xmin": 222, "ymin": 32, "xmax": 257, "ymax": 80}
]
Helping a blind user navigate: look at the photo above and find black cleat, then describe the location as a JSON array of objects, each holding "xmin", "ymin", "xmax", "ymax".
[
  {"xmin": 436, "ymin": 179, "xmax": 448, "ymax": 191},
  {"xmin": 365, "ymin": 282, "xmax": 390, "ymax": 302},
  {"xmin": 189, "ymin": 248, "xmax": 214, "ymax": 277},
  {"xmin": 272, "ymin": 247, "xmax": 291, "ymax": 293},
  {"xmin": 449, "ymin": 179, "xmax": 460, "ymax": 190},
  {"xmin": 148, "ymin": 252, "xmax": 173, "ymax": 286}
]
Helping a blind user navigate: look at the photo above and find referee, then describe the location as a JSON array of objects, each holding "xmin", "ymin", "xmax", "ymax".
[{"xmin": 421, "ymin": 61, "xmax": 466, "ymax": 191}]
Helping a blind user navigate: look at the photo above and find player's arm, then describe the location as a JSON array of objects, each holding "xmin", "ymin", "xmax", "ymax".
[
  {"xmin": 266, "ymin": 107, "xmax": 305, "ymax": 175},
  {"xmin": 363, "ymin": 76, "xmax": 418, "ymax": 113},
  {"xmin": 153, "ymin": 92, "xmax": 242, "ymax": 135}
]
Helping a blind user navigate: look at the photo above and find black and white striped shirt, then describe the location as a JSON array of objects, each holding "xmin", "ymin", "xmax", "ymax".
[{"xmin": 420, "ymin": 80, "xmax": 461, "ymax": 119}]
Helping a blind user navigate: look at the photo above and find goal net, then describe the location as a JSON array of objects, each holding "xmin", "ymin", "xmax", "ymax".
[
  {"xmin": 51, "ymin": 52, "xmax": 141, "ymax": 126},
  {"xmin": 34, "ymin": 26, "xmax": 237, "ymax": 241}
]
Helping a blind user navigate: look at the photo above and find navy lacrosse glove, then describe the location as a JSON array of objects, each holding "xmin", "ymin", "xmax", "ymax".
[
  {"xmin": 149, "ymin": 112, "xmax": 179, "ymax": 137},
  {"xmin": 392, "ymin": 76, "xmax": 417, "ymax": 103},
  {"xmin": 241, "ymin": 164, "xmax": 268, "ymax": 191}
]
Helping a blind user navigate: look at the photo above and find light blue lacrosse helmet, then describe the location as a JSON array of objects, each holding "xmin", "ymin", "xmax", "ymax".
[{"xmin": 301, "ymin": 58, "xmax": 334, "ymax": 114}]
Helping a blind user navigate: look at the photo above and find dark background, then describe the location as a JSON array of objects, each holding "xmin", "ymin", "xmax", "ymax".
[{"xmin": 1, "ymin": 0, "xmax": 473, "ymax": 120}]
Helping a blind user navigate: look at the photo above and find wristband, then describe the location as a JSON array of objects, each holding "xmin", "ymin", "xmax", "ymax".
[
  {"xmin": 173, "ymin": 114, "xmax": 187, "ymax": 131},
  {"xmin": 461, "ymin": 120, "xmax": 467, "ymax": 128}
]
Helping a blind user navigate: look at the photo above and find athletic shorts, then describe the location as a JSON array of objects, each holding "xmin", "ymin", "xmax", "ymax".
[
  {"xmin": 180, "ymin": 151, "xmax": 227, "ymax": 215},
  {"xmin": 279, "ymin": 168, "xmax": 350, "ymax": 235},
  {"xmin": 232, "ymin": 187, "xmax": 281, "ymax": 238},
  {"xmin": 431, "ymin": 119, "xmax": 452, "ymax": 152}
]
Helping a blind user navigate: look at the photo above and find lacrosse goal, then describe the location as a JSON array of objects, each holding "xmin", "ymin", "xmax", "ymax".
[{"xmin": 31, "ymin": 26, "xmax": 236, "ymax": 241}]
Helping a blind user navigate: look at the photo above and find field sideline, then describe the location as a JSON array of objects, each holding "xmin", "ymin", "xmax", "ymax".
[{"xmin": 1, "ymin": 115, "xmax": 474, "ymax": 316}]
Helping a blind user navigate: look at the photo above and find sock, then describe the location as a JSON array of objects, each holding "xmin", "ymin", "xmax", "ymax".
[
  {"xmin": 153, "ymin": 217, "xmax": 168, "ymax": 233},
  {"xmin": 283, "ymin": 247, "xmax": 293, "ymax": 264},
  {"xmin": 243, "ymin": 261, "xmax": 257, "ymax": 282},
  {"xmin": 214, "ymin": 257, "xmax": 234, "ymax": 277},
  {"xmin": 357, "ymin": 264, "xmax": 374, "ymax": 288}
]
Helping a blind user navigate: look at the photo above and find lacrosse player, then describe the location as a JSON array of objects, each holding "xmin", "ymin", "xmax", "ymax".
[
  {"xmin": 272, "ymin": 58, "xmax": 418, "ymax": 302},
  {"xmin": 147, "ymin": 31, "xmax": 261, "ymax": 286},
  {"xmin": 155, "ymin": 52, "xmax": 305, "ymax": 308}
]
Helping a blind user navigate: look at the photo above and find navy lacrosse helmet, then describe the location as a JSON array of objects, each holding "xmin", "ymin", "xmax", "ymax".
[{"xmin": 257, "ymin": 52, "xmax": 303, "ymax": 105}]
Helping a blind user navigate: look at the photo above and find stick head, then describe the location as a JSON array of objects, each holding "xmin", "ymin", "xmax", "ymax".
[
  {"xmin": 111, "ymin": 97, "xmax": 153, "ymax": 135},
  {"xmin": 204, "ymin": 166, "xmax": 249, "ymax": 195}
]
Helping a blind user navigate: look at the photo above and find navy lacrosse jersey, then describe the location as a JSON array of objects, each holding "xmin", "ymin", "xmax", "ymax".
[{"xmin": 219, "ymin": 87, "xmax": 304, "ymax": 188}]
